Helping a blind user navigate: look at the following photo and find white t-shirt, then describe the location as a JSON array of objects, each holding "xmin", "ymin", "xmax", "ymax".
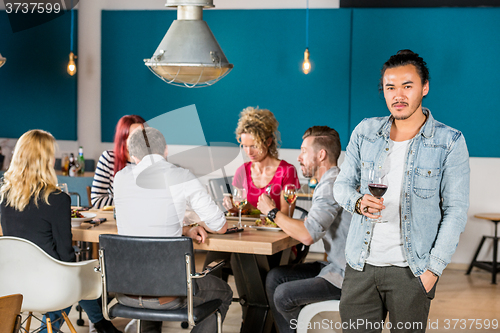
[
  {"xmin": 366, "ymin": 139, "xmax": 409, "ymax": 267},
  {"xmin": 114, "ymin": 154, "xmax": 226, "ymax": 237}
]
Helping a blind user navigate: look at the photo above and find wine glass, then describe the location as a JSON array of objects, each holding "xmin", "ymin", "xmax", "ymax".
[
  {"xmin": 368, "ymin": 168, "xmax": 388, "ymax": 223},
  {"xmin": 283, "ymin": 184, "xmax": 297, "ymax": 217},
  {"xmin": 233, "ymin": 187, "xmax": 247, "ymax": 229},
  {"xmin": 56, "ymin": 183, "xmax": 69, "ymax": 194}
]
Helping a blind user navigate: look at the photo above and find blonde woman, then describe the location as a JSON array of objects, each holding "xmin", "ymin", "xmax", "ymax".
[
  {"xmin": 0, "ymin": 130, "xmax": 121, "ymax": 333},
  {"xmin": 231, "ymin": 107, "xmax": 300, "ymax": 216}
]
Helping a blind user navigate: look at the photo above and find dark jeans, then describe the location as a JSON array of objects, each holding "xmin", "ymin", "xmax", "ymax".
[
  {"xmin": 266, "ymin": 262, "xmax": 342, "ymax": 333},
  {"xmin": 340, "ymin": 264, "xmax": 437, "ymax": 333},
  {"xmin": 117, "ymin": 275, "xmax": 233, "ymax": 333}
]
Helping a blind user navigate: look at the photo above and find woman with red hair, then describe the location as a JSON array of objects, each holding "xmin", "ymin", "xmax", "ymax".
[{"xmin": 91, "ymin": 115, "xmax": 145, "ymax": 208}]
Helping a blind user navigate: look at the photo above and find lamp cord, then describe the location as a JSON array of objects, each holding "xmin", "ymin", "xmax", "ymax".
[
  {"xmin": 305, "ymin": 0, "xmax": 309, "ymax": 48},
  {"xmin": 70, "ymin": 0, "xmax": 74, "ymax": 52}
]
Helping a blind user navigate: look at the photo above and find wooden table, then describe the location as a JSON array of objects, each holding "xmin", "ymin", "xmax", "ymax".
[
  {"xmin": 72, "ymin": 210, "xmax": 299, "ymax": 333},
  {"xmin": 466, "ymin": 213, "xmax": 500, "ymax": 284},
  {"xmin": 72, "ymin": 212, "xmax": 297, "ymax": 255}
]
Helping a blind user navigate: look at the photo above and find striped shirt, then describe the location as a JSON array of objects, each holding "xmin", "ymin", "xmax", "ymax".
[{"xmin": 91, "ymin": 150, "xmax": 115, "ymax": 208}]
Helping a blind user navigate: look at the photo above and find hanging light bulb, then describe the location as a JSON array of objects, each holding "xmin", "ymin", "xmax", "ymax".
[
  {"xmin": 0, "ymin": 53, "xmax": 6, "ymax": 68},
  {"xmin": 67, "ymin": 52, "xmax": 77, "ymax": 76},
  {"xmin": 67, "ymin": 0, "xmax": 77, "ymax": 76},
  {"xmin": 301, "ymin": 0, "xmax": 311, "ymax": 75},
  {"xmin": 302, "ymin": 48, "xmax": 311, "ymax": 75}
]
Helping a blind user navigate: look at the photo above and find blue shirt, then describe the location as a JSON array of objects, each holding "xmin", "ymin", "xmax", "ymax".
[
  {"xmin": 305, "ymin": 166, "xmax": 352, "ymax": 288},
  {"xmin": 333, "ymin": 108, "xmax": 470, "ymax": 277}
]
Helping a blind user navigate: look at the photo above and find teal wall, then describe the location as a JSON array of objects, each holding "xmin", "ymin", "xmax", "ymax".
[
  {"xmin": 101, "ymin": 8, "xmax": 500, "ymax": 157},
  {"xmin": 1, "ymin": 8, "xmax": 499, "ymax": 157},
  {"xmin": 0, "ymin": 10, "xmax": 77, "ymax": 140},
  {"xmin": 349, "ymin": 8, "xmax": 500, "ymax": 158},
  {"xmin": 101, "ymin": 9, "xmax": 352, "ymax": 151}
]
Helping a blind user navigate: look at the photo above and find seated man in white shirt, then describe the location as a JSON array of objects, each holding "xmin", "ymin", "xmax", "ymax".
[{"xmin": 114, "ymin": 126, "xmax": 232, "ymax": 333}]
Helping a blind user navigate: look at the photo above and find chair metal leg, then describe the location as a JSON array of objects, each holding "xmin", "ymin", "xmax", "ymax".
[
  {"xmin": 25, "ymin": 312, "xmax": 33, "ymax": 332},
  {"xmin": 61, "ymin": 311, "xmax": 78, "ymax": 333},
  {"xmin": 137, "ymin": 320, "xmax": 141, "ymax": 333},
  {"xmin": 466, "ymin": 236, "xmax": 487, "ymax": 274},
  {"xmin": 46, "ymin": 318, "xmax": 53, "ymax": 333},
  {"xmin": 216, "ymin": 310, "xmax": 222, "ymax": 333}
]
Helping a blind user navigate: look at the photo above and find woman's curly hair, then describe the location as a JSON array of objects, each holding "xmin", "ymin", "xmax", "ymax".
[{"xmin": 235, "ymin": 107, "xmax": 281, "ymax": 159}]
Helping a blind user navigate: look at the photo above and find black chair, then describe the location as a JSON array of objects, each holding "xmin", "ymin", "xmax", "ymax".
[
  {"xmin": 97, "ymin": 234, "xmax": 224, "ymax": 332},
  {"xmin": 295, "ymin": 206, "xmax": 308, "ymax": 220},
  {"xmin": 291, "ymin": 206, "xmax": 310, "ymax": 264}
]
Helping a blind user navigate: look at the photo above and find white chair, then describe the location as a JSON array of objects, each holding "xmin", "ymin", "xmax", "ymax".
[
  {"xmin": 0, "ymin": 236, "xmax": 102, "ymax": 332},
  {"xmin": 296, "ymin": 300, "xmax": 340, "ymax": 333}
]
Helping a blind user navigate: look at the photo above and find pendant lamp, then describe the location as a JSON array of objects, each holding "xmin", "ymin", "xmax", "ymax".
[
  {"xmin": 0, "ymin": 53, "xmax": 6, "ymax": 68},
  {"xmin": 67, "ymin": 1, "xmax": 77, "ymax": 76},
  {"xmin": 144, "ymin": 0, "xmax": 233, "ymax": 88},
  {"xmin": 302, "ymin": 0, "xmax": 311, "ymax": 74}
]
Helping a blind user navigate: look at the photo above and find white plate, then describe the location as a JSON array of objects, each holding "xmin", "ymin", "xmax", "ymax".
[
  {"xmin": 71, "ymin": 212, "xmax": 97, "ymax": 223},
  {"xmin": 249, "ymin": 225, "xmax": 282, "ymax": 232}
]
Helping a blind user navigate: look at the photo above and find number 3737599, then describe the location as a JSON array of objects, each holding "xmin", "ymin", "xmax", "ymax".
[
  {"xmin": 443, "ymin": 319, "xmax": 498, "ymax": 330},
  {"xmin": 5, "ymin": 2, "xmax": 62, "ymax": 14}
]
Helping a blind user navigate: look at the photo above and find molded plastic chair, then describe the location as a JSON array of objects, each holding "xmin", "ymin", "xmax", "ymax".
[
  {"xmin": 0, "ymin": 236, "xmax": 102, "ymax": 332},
  {"xmin": 98, "ymin": 234, "xmax": 224, "ymax": 333},
  {"xmin": 296, "ymin": 300, "xmax": 340, "ymax": 333},
  {"xmin": 0, "ymin": 294, "xmax": 23, "ymax": 333}
]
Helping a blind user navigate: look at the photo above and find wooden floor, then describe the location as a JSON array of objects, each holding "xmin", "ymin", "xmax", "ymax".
[{"xmin": 29, "ymin": 252, "xmax": 500, "ymax": 332}]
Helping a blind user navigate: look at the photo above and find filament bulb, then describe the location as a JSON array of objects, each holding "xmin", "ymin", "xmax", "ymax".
[
  {"xmin": 67, "ymin": 52, "xmax": 77, "ymax": 76},
  {"xmin": 302, "ymin": 48, "xmax": 311, "ymax": 75}
]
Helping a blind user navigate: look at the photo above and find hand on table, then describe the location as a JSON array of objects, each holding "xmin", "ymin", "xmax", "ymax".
[
  {"xmin": 186, "ymin": 225, "xmax": 208, "ymax": 244},
  {"xmin": 257, "ymin": 194, "xmax": 276, "ymax": 215}
]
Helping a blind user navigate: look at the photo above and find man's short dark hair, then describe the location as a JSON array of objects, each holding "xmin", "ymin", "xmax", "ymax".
[
  {"xmin": 302, "ymin": 126, "xmax": 341, "ymax": 164},
  {"xmin": 379, "ymin": 49, "xmax": 430, "ymax": 92},
  {"xmin": 128, "ymin": 126, "xmax": 167, "ymax": 161}
]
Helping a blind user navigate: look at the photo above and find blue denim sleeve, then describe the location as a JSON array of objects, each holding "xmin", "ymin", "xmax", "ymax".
[
  {"xmin": 333, "ymin": 122, "xmax": 364, "ymax": 214},
  {"xmin": 427, "ymin": 133, "xmax": 470, "ymax": 275}
]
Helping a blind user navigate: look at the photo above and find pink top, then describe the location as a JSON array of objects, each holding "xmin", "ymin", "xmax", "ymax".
[{"xmin": 233, "ymin": 160, "xmax": 301, "ymax": 210}]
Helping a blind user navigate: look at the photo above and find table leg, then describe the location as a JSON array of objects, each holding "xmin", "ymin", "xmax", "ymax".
[
  {"xmin": 466, "ymin": 236, "xmax": 487, "ymax": 275},
  {"xmin": 92, "ymin": 243, "xmax": 99, "ymax": 259},
  {"xmin": 492, "ymin": 235, "xmax": 498, "ymax": 284},
  {"xmin": 231, "ymin": 249, "xmax": 291, "ymax": 333}
]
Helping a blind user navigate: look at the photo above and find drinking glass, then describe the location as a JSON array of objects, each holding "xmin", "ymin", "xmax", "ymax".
[
  {"xmin": 368, "ymin": 168, "xmax": 388, "ymax": 223},
  {"xmin": 57, "ymin": 183, "xmax": 69, "ymax": 194},
  {"xmin": 232, "ymin": 187, "xmax": 247, "ymax": 229},
  {"xmin": 61, "ymin": 153, "xmax": 69, "ymax": 176},
  {"xmin": 283, "ymin": 184, "xmax": 297, "ymax": 217}
]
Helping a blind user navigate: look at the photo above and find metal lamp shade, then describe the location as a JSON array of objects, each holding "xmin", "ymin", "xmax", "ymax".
[
  {"xmin": 0, "ymin": 54, "xmax": 6, "ymax": 68},
  {"xmin": 144, "ymin": 20, "xmax": 233, "ymax": 88}
]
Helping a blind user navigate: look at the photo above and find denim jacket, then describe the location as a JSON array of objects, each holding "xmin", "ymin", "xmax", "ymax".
[{"xmin": 333, "ymin": 108, "xmax": 470, "ymax": 277}]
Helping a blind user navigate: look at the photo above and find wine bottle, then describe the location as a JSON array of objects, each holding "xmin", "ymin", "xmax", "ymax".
[
  {"xmin": 69, "ymin": 153, "xmax": 77, "ymax": 177},
  {"xmin": 77, "ymin": 146, "xmax": 85, "ymax": 175}
]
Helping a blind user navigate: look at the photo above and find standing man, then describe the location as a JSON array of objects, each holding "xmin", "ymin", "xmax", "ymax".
[
  {"xmin": 334, "ymin": 50, "xmax": 470, "ymax": 332},
  {"xmin": 258, "ymin": 126, "xmax": 352, "ymax": 333},
  {"xmin": 114, "ymin": 126, "xmax": 232, "ymax": 333}
]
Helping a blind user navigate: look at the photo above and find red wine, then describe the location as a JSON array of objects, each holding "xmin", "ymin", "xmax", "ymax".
[{"xmin": 368, "ymin": 184, "xmax": 388, "ymax": 198}]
